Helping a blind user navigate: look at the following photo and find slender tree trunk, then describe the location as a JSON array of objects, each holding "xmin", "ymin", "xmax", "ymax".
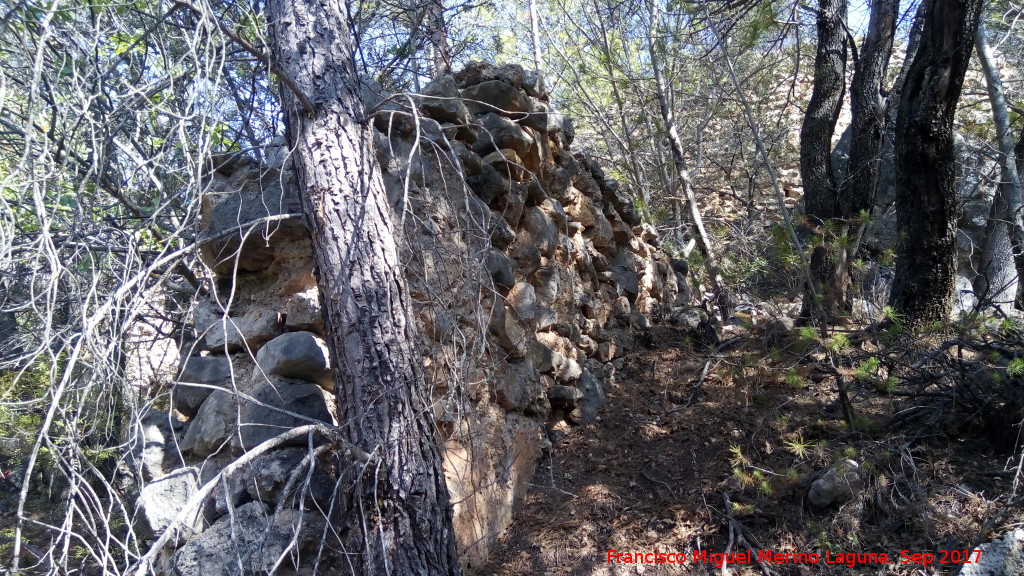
[
  {"xmin": 798, "ymin": 0, "xmax": 847, "ymax": 322},
  {"xmin": 530, "ymin": 0, "xmax": 543, "ymax": 72},
  {"xmin": 889, "ymin": 0, "xmax": 984, "ymax": 327},
  {"xmin": 844, "ymin": 0, "xmax": 898, "ymax": 216},
  {"xmin": 648, "ymin": 0, "xmax": 730, "ymax": 318},
  {"xmin": 975, "ymin": 22, "xmax": 1024, "ymax": 313},
  {"xmin": 425, "ymin": 0, "xmax": 451, "ymax": 77},
  {"xmin": 800, "ymin": 0, "xmax": 847, "ymax": 222},
  {"xmin": 266, "ymin": 1, "xmax": 461, "ymax": 573}
]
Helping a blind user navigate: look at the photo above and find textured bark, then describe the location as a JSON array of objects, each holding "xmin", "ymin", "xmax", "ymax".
[
  {"xmin": 889, "ymin": 0, "xmax": 983, "ymax": 327},
  {"xmin": 797, "ymin": 0, "xmax": 847, "ymax": 323},
  {"xmin": 975, "ymin": 23, "xmax": 1024, "ymax": 313},
  {"xmin": 800, "ymin": 0, "xmax": 847, "ymax": 222},
  {"xmin": 843, "ymin": 0, "xmax": 898, "ymax": 215},
  {"xmin": 266, "ymin": 1, "xmax": 461, "ymax": 573},
  {"xmin": 425, "ymin": 0, "xmax": 451, "ymax": 77}
]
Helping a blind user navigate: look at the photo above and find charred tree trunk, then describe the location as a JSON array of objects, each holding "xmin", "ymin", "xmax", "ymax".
[
  {"xmin": 266, "ymin": 0, "xmax": 461, "ymax": 573},
  {"xmin": 844, "ymin": 0, "xmax": 898, "ymax": 216},
  {"xmin": 889, "ymin": 0, "xmax": 983, "ymax": 327},
  {"xmin": 798, "ymin": 0, "xmax": 847, "ymax": 322},
  {"xmin": 800, "ymin": 0, "xmax": 847, "ymax": 222}
]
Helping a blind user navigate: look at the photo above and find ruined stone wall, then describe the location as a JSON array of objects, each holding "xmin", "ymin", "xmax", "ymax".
[{"xmin": 129, "ymin": 62, "xmax": 691, "ymax": 574}]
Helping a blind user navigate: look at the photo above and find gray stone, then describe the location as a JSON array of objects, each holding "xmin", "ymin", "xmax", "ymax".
[
  {"xmin": 523, "ymin": 69, "xmax": 548, "ymax": 98},
  {"xmin": 128, "ymin": 410, "xmax": 182, "ymax": 481},
  {"xmin": 807, "ymin": 462, "xmax": 861, "ymax": 511},
  {"xmin": 420, "ymin": 75, "xmax": 472, "ymax": 127},
  {"xmin": 255, "ymin": 331, "xmax": 332, "ymax": 389},
  {"xmin": 498, "ymin": 180, "xmax": 526, "ymax": 226},
  {"xmin": 540, "ymin": 198, "xmax": 567, "ymax": 228},
  {"xmin": 466, "ymin": 164, "xmax": 508, "ymax": 204},
  {"xmin": 484, "ymin": 248, "xmax": 516, "ymax": 290},
  {"xmin": 179, "ymin": 390, "xmax": 236, "ymax": 457},
  {"xmin": 482, "ymin": 149, "xmax": 526, "ymax": 182},
  {"xmin": 171, "ymin": 501, "xmax": 325, "ymax": 576},
  {"xmin": 576, "ymin": 370, "xmax": 605, "ymax": 423},
  {"xmin": 961, "ymin": 529, "xmax": 1024, "ymax": 576},
  {"xmin": 522, "ymin": 97, "xmax": 549, "ymax": 132},
  {"xmin": 136, "ymin": 467, "xmax": 199, "ymax": 540},
  {"xmin": 490, "ymin": 216, "xmax": 516, "ymax": 249},
  {"xmin": 529, "ymin": 340, "xmax": 560, "ymax": 373},
  {"xmin": 511, "ymin": 243, "xmax": 542, "ymax": 276},
  {"xmin": 531, "ymin": 265, "xmax": 560, "ymax": 304},
  {"xmin": 507, "ymin": 282, "xmax": 538, "ymax": 322},
  {"xmin": 174, "ymin": 356, "xmax": 233, "ymax": 418},
  {"xmin": 493, "ymin": 306, "xmax": 529, "ymax": 359},
  {"xmin": 197, "ymin": 173, "xmax": 306, "ymax": 276},
  {"xmin": 519, "ymin": 207, "xmax": 558, "ymax": 258},
  {"xmin": 197, "ymin": 306, "xmax": 282, "ymax": 353},
  {"xmin": 462, "ymin": 80, "xmax": 528, "ymax": 116},
  {"xmin": 243, "ymin": 448, "xmax": 334, "ymax": 507},
  {"xmin": 535, "ymin": 306, "xmax": 558, "ymax": 331},
  {"xmin": 493, "ymin": 361, "xmax": 539, "ymax": 412},
  {"xmin": 548, "ymin": 385, "xmax": 583, "ymax": 407},
  {"xmin": 552, "ymin": 355, "xmax": 582, "ymax": 383},
  {"xmin": 283, "ymin": 289, "xmax": 324, "ymax": 335},
  {"xmin": 474, "ymin": 113, "xmax": 534, "ymax": 157},
  {"xmin": 233, "ymin": 381, "xmax": 332, "ymax": 452}
]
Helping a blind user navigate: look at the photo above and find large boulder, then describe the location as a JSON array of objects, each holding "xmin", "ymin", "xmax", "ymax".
[
  {"xmin": 474, "ymin": 113, "xmax": 534, "ymax": 157},
  {"xmin": 242, "ymin": 448, "xmax": 334, "ymax": 508},
  {"xmin": 255, "ymin": 332, "xmax": 332, "ymax": 389},
  {"xmin": 461, "ymin": 80, "xmax": 528, "ymax": 116},
  {"xmin": 179, "ymin": 390, "xmax": 236, "ymax": 457},
  {"xmin": 127, "ymin": 410, "xmax": 184, "ymax": 481},
  {"xmin": 232, "ymin": 380, "xmax": 332, "ymax": 452},
  {"xmin": 174, "ymin": 356, "xmax": 233, "ymax": 418},
  {"xmin": 136, "ymin": 467, "xmax": 199, "ymax": 540},
  {"xmin": 961, "ymin": 529, "xmax": 1024, "ymax": 576},
  {"xmin": 171, "ymin": 501, "xmax": 325, "ymax": 576}
]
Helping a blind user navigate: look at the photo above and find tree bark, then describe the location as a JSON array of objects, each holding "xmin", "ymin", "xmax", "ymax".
[
  {"xmin": 266, "ymin": 0, "xmax": 461, "ymax": 573},
  {"xmin": 889, "ymin": 0, "xmax": 983, "ymax": 327},
  {"xmin": 975, "ymin": 22, "xmax": 1024, "ymax": 314},
  {"xmin": 800, "ymin": 0, "xmax": 847, "ymax": 222},
  {"xmin": 798, "ymin": 0, "xmax": 847, "ymax": 322},
  {"xmin": 844, "ymin": 0, "xmax": 898, "ymax": 216}
]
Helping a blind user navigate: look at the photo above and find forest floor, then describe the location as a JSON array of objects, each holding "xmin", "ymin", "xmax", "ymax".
[{"xmin": 481, "ymin": 319, "xmax": 1024, "ymax": 576}]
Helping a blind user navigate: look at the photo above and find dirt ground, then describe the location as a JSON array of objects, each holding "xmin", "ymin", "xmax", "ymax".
[{"xmin": 480, "ymin": 324, "xmax": 1023, "ymax": 576}]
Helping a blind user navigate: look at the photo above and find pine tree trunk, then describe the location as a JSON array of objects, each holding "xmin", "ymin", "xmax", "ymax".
[
  {"xmin": 266, "ymin": 0, "xmax": 462, "ymax": 573},
  {"xmin": 889, "ymin": 0, "xmax": 984, "ymax": 327}
]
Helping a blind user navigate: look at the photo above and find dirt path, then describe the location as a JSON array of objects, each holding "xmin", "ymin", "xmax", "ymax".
[{"xmin": 481, "ymin": 327, "xmax": 1020, "ymax": 576}]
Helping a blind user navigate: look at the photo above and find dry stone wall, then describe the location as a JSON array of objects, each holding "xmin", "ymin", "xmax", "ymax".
[{"xmin": 130, "ymin": 62, "xmax": 693, "ymax": 574}]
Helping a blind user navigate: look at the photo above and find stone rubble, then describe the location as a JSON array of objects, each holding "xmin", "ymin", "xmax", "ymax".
[{"xmin": 130, "ymin": 61, "xmax": 703, "ymax": 574}]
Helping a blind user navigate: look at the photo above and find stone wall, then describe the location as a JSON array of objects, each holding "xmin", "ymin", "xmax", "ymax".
[{"xmin": 129, "ymin": 62, "xmax": 691, "ymax": 574}]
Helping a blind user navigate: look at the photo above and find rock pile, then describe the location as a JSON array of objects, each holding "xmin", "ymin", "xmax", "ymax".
[{"xmin": 127, "ymin": 61, "xmax": 693, "ymax": 574}]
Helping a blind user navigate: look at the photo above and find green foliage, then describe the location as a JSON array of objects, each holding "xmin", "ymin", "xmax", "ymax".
[
  {"xmin": 1007, "ymin": 358, "xmax": 1024, "ymax": 379},
  {"xmin": 853, "ymin": 357, "xmax": 881, "ymax": 382},
  {"xmin": 825, "ymin": 333, "xmax": 850, "ymax": 353}
]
